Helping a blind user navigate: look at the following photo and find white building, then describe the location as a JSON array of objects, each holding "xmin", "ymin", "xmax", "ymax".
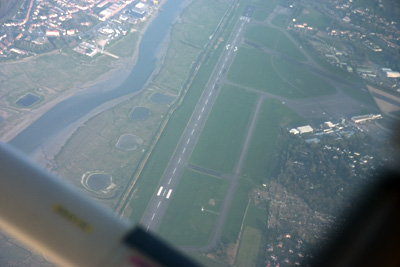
[
  {"xmin": 351, "ymin": 114, "xmax": 382, "ymax": 123},
  {"xmin": 297, "ymin": 125, "xmax": 314, "ymax": 134}
]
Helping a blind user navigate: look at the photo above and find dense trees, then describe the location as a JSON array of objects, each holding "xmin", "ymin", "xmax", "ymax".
[{"xmin": 271, "ymin": 131, "xmax": 392, "ymax": 215}]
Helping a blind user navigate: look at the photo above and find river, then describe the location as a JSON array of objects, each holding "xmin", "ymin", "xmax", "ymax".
[{"xmin": 9, "ymin": 0, "xmax": 186, "ymax": 155}]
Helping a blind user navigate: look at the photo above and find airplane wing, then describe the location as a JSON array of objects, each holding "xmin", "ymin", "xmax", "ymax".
[{"xmin": 0, "ymin": 142, "xmax": 197, "ymax": 267}]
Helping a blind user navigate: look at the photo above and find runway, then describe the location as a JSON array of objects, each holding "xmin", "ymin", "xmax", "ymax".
[{"xmin": 140, "ymin": 5, "xmax": 254, "ymax": 232}]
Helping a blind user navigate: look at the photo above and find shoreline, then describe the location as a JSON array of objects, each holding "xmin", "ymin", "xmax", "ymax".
[{"xmin": 0, "ymin": 1, "xmax": 167, "ymax": 144}]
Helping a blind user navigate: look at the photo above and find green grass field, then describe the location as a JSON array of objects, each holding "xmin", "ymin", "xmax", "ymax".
[
  {"xmin": 244, "ymin": 25, "xmax": 307, "ymax": 62},
  {"xmin": 245, "ymin": 25, "xmax": 281, "ymax": 49},
  {"xmin": 242, "ymin": 99, "xmax": 304, "ymax": 185},
  {"xmin": 272, "ymin": 55, "xmax": 336, "ymax": 96},
  {"xmin": 228, "ymin": 46, "xmax": 335, "ymax": 98},
  {"xmin": 341, "ymin": 86, "xmax": 378, "ymax": 108},
  {"xmin": 157, "ymin": 169, "xmax": 229, "ymax": 246},
  {"xmin": 228, "ymin": 47, "xmax": 292, "ymax": 96},
  {"xmin": 235, "ymin": 226, "xmax": 262, "ymax": 267},
  {"xmin": 253, "ymin": 9, "xmax": 268, "ymax": 21},
  {"xmin": 107, "ymin": 30, "xmax": 140, "ymax": 58},
  {"xmin": 271, "ymin": 14, "xmax": 289, "ymax": 28},
  {"xmin": 221, "ymin": 179, "xmax": 251, "ymax": 244},
  {"xmin": 298, "ymin": 38, "xmax": 366, "ymax": 87},
  {"xmin": 189, "ymin": 85, "xmax": 257, "ymax": 174},
  {"xmin": 295, "ymin": 7, "xmax": 336, "ymax": 30},
  {"xmin": 234, "ymin": 200, "xmax": 268, "ymax": 266},
  {"xmin": 247, "ymin": 0, "xmax": 280, "ymax": 10}
]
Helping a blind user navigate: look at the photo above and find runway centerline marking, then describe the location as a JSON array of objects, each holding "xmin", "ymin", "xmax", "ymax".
[
  {"xmin": 205, "ymin": 99, "xmax": 209, "ymax": 105},
  {"xmin": 151, "ymin": 213, "xmax": 155, "ymax": 220},
  {"xmin": 187, "ymin": 138, "xmax": 191, "ymax": 144},
  {"xmin": 198, "ymin": 115, "xmax": 201, "ymax": 120},
  {"xmin": 183, "ymin": 147, "xmax": 186, "ymax": 153},
  {"xmin": 178, "ymin": 157, "xmax": 181, "ymax": 163},
  {"xmin": 201, "ymin": 107, "xmax": 205, "ymax": 113},
  {"xmin": 209, "ymin": 92, "xmax": 212, "ymax": 96},
  {"xmin": 173, "ymin": 167, "xmax": 176, "ymax": 174},
  {"xmin": 168, "ymin": 178, "xmax": 172, "ymax": 185},
  {"xmin": 191, "ymin": 129, "xmax": 195, "ymax": 135},
  {"xmin": 157, "ymin": 201, "xmax": 161, "ymax": 208}
]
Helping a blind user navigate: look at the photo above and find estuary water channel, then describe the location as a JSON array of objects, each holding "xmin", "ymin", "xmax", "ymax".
[{"xmin": 10, "ymin": 0, "xmax": 185, "ymax": 155}]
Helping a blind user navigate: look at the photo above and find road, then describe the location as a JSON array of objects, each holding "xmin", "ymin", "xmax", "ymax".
[{"xmin": 140, "ymin": 5, "xmax": 255, "ymax": 233}]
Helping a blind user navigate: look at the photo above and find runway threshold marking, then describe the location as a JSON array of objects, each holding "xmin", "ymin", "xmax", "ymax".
[
  {"xmin": 166, "ymin": 189, "xmax": 173, "ymax": 199},
  {"xmin": 157, "ymin": 186, "xmax": 164, "ymax": 196}
]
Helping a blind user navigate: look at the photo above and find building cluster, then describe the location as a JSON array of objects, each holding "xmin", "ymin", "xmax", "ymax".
[
  {"xmin": 0, "ymin": 0, "xmax": 159, "ymax": 59},
  {"xmin": 288, "ymin": 0, "xmax": 400, "ymax": 92},
  {"xmin": 289, "ymin": 113, "xmax": 382, "ymax": 144}
]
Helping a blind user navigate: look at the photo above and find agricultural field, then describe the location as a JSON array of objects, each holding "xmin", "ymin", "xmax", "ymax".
[
  {"xmin": 189, "ymin": 85, "xmax": 257, "ymax": 174},
  {"xmin": 157, "ymin": 170, "xmax": 229, "ymax": 246}
]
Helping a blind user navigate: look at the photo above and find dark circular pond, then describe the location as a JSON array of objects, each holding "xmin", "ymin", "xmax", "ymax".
[{"xmin": 87, "ymin": 173, "xmax": 111, "ymax": 191}]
